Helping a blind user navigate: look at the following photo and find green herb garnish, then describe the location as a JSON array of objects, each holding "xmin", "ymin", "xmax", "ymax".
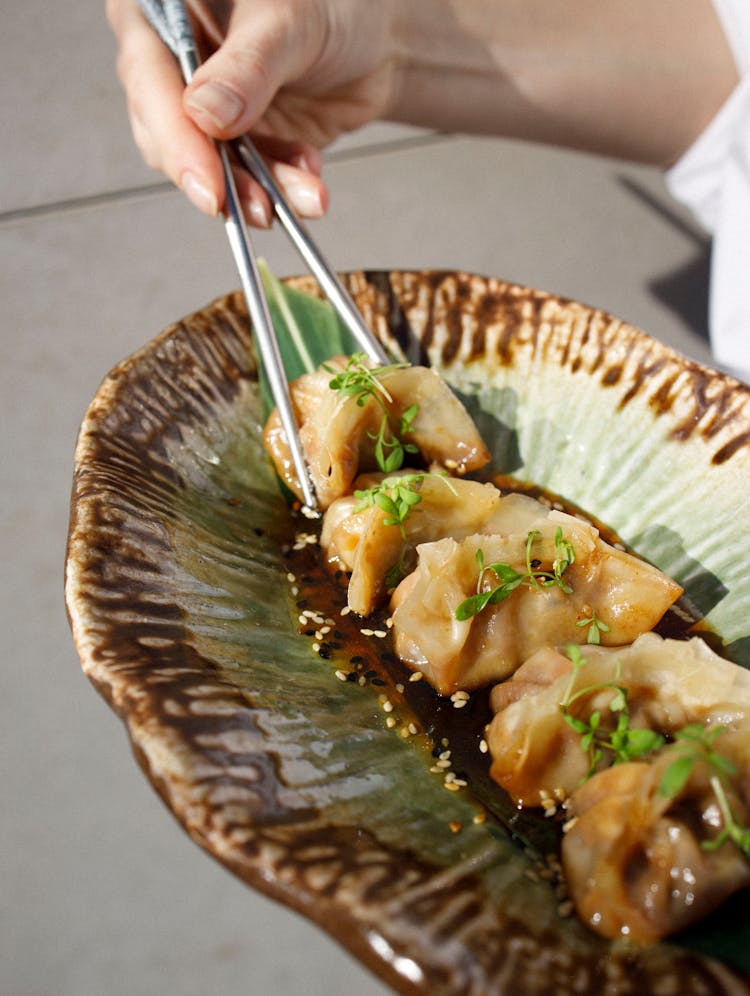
[
  {"xmin": 559, "ymin": 644, "xmax": 665, "ymax": 779},
  {"xmin": 576, "ymin": 610, "xmax": 611, "ymax": 645},
  {"xmin": 353, "ymin": 471, "xmax": 458, "ymax": 536},
  {"xmin": 325, "ymin": 353, "xmax": 418, "ymax": 474},
  {"xmin": 703, "ymin": 776, "xmax": 750, "ymax": 859},
  {"xmin": 657, "ymin": 725, "xmax": 750, "ymax": 859},
  {"xmin": 353, "ymin": 471, "xmax": 458, "ymax": 590},
  {"xmin": 657, "ymin": 723, "xmax": 735, "ymax": 798},
  {"xmin": 455, "ymin": 527, "xmax": 575, "ymax": 621}
]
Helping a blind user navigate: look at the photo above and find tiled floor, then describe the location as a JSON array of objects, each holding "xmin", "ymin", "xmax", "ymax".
[{"xmin": 2, "ymin": 4, "xmax": 718, "ymax": 996}]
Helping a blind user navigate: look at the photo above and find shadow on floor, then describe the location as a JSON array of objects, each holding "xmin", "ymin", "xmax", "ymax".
[{"xmin": 618, "ymin": 174, "xmax": 712, "ymax": 345}]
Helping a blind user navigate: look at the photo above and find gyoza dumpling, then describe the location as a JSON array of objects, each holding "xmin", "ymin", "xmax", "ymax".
[
  {"xmin": 561, "ymin": 735, "xmax": 750, "ymax": 941},
  {"xmin": 389, "ymin": 511, "xmax": 683, "ymax": 696},
  {"xmin": 487, "ymin": 633, "xmax": 750, "ymax": 808},
  {"xmin": 321, "ymin": 475, "xmax": 503, "ymax": 615},
  {"xmin": 263, "ymin": 356, "xmax": 490, "ymax": 508}
]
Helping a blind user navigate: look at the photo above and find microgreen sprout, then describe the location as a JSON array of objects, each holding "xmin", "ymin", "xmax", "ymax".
[
  {"xmin": 354, "ymin": 472, "xmax": 458, "ymax": 591},
  {"xmin": 353, "ymin": 472, "xmax": 458, "ymax": 539},
  {"xmin": 658, "ymin": 723, "xmax": 735, "ymax": 800},
  {"xmin": 656, "ymin": 725, "xmax": 750, "ymax": 859},
  {"xmin": 576, "ymin": 610, "xmax": 611, "ymax": 645},
  {"xmin": 455, "ymin": 527, "xmax": 575, "ymax": 621},
  {"xmin": 324, "ymin": 353, "xmax": 406, "ymax": 405},
  {"xmin": 325, "ymin": 354, "xmax": 418, "ymax": 474},
  {"xmin": 703, "ymin": 776, "xmax": 750, "ymax": 859},
  {"xmin": 559, "ymin": 644, "xmax": 665, "ymax": 778}
]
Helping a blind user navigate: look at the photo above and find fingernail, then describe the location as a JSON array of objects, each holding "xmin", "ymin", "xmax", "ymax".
[
  {"xmin": 181, "ymin": 171, "xmax": 218, "ymax": 216},
  {"xmin": 286, "ymin": 182, "xmax": 324, "ymax": 218},
  {"xmin": 248, "ymin": 199, "xmax": 271, "ymax": 228},
  {"xmin": 186, "ymin": 82, "xmax": 244, "ymax": 129}
]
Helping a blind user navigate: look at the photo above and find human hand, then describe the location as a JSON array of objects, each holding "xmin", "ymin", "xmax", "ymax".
[{"xmin": 107, "ymin": 0, "xmax": 397, "ymax": 226}]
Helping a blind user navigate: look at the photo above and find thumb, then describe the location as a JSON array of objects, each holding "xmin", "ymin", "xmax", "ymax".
[{"xmin": 183, "ymin": 7, "xmax": 319, "ymax": 138}]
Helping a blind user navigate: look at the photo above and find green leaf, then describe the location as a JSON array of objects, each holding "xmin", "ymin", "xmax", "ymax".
[
  {"xmin": 658, "ymin": 754, "xmax": 696, "ymax": 798},
  {"xmin": 374, "ymin": 492, "xmax": 399, "ymax": 518},
  {"xmin": 624, "ymin": 727, "xmax": 665, "ymax": 757},
  {"xmin": 487, "ymin": 562, "xmax": 523, "ymax": 585},
  {"xmin": 455, "ymin": 591, "xmax": 494, "ymax": 621},
  {"xmin": 258, "ymin": 261, "xmax": 359, "ymax": 413}
]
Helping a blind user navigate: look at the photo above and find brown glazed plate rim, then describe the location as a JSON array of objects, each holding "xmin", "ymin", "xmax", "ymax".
[{"xmin": 65, "ymin": 270, "xmax": 750, "ymax": 995}]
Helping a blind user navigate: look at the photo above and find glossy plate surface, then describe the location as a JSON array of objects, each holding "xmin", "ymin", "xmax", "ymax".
[{"xmin": 66, "ymin": 271, "xmax": 750, "ymax": 994}]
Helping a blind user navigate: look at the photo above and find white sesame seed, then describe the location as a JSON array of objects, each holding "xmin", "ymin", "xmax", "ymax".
[
  {"xmin": 383, "ymin": 700, "xmax": 394, "ymax": 713},
  {"xmin": 452, "ymin": 698, "xmax": 468, "ymax": 709},
  {"xmin": 408, "ymin": 723, "xmax": 418, "ymax": 736},
  {"xmin": 409, "ymin": 671, "xmax": 423, "ymax": 683},
  {"xmin": 439, "ymin": 750, "xmax": 451, "ymax": 761},
  {"xmin": 479, "ymin": 738, "xmax": 488, "ymax": 754},
  {"xmin": 340, "ymin": 606, "xmax": 351, "ymax": 616},
  {"xmin": 334, "ymin": 670, "xmax": 347, "ymax": 682},
  {"xmin": 290, "ymin": 586, "xmax": 299, "ymax": 596},
  {"xmin": 435, "ymin": 759, "xmax": 451, "ymax": 769},
  {"xmin": 395, "ymin": 683, "xmax": 404, "ymax": 694},
  {"xmin": 386, "ymin": 716, "xmax": 396, "ymax": 729},
  {"xmin": 286, "ymin": 573, "xmax": 296, "ymax": 583},
  {"xmin": 444, "ymin": 781, "xmax": 461, "ymax": 792},
  {"xmin": 372, "ymin": 630, "xmax": 387, "ymax": 639},
  {"xmin": 360, "ymin": 628, "xmax": 374, "ymax": 637},
  {"xmin": 312, "ymin": 642, "xmax": 320, "ymax": 653}
]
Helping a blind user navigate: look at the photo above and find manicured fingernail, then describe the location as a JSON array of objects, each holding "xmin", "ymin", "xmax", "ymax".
[
  {"xmin": 286, "ymin": 182, "xmax": 324, "ymax": 218},
  {"xmin": 181, "ymin": 171, "xmax": 218, "ymax": 216},
  {"xmin": 248, "ymin": 199, "xmax": 271, "ymax": 228},
  {"xmin": 186, "ymin": 82, "xmax": 244, "ymax": 129}
]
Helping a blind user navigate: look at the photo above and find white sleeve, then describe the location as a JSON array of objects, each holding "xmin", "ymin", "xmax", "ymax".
[{"xmin": 665, "ymin": 0, "xmax": 750, "ymax": 382}]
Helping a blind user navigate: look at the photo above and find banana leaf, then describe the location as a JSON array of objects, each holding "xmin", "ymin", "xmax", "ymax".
[{"xmin": 257, "ymin": 261, "xmax": 360, "ymax": 413}]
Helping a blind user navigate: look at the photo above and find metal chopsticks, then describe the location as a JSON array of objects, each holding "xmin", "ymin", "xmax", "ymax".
[{"xmin": 136, "ymin": 0, "xmax": 390, "ymax": 510}]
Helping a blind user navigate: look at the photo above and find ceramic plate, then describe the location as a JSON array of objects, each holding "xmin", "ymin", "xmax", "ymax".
[{"xmin": 66, "ymin": 271, "xmax": 750, "ymax": 994}]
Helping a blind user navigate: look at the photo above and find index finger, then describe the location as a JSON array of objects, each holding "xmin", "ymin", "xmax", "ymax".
[{"xmin": 108, "ymin": 0, "xmax": 224, "ymax": 215}]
